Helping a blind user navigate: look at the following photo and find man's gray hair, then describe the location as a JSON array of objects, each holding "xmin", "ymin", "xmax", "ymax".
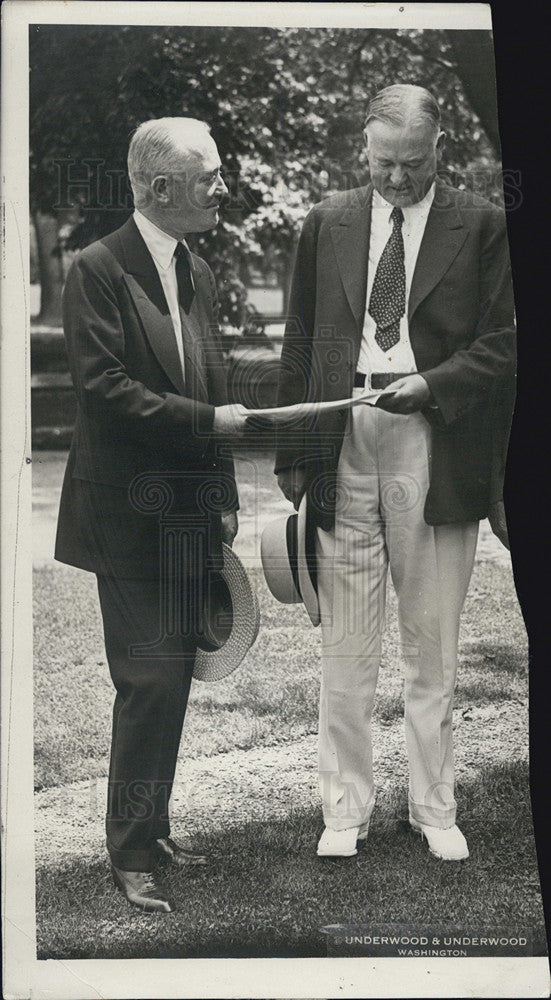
[
  {"xmin": 128, "ymin": 117, "xmax": 212, "ymax": 202},
  {"xmin": 365, "ymin": 84, "xmax": 441, "ymax": 135}
]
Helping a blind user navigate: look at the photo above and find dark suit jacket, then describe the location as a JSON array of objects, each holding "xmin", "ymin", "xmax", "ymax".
[
  {"xmin": 55, "ymin": 217, "xmax": 238, "ymax": 579},
  {"xmin": 275, "ymin": 180, "xmax": 516, "ymax": 528}
]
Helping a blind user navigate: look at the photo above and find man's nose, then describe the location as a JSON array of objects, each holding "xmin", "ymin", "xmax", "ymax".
[
  {"xmin": 389, "ymin": 164, "xmax": 406, "ymax": 187},
  {"xmin": 216, "ymin": 175, "xmax": 229, "ymax": 197}
]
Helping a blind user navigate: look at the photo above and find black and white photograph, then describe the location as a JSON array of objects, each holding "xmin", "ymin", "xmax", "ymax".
[{"xmin": 2, "ymin": 2, "xmax": 550, "ymax": 997}]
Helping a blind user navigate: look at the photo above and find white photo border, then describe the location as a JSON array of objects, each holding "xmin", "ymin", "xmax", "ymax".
[{"xmin": 2, "ymin": 3, "xmax": 548, "ymax": 997}]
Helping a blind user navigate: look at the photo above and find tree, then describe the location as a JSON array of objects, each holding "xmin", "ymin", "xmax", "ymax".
[
  {"xmin": 30, "ymin": 25, "xmax": 500, "ymax": 326},
  {"xmin": 445, "ymin": 30, "xmax": 500, "ymax": 155},
  {"xmin": 32, "ymin": 210, "xmax": 64, "ymax": 325}
]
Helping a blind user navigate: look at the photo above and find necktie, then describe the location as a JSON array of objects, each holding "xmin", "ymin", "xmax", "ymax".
[
  {"xmin": 173, "ymin": 242, "xmax": 208, "ymax": 400},
  {"xmin": 174, "ymin": 241, "xmax": 194, "ymax": 313},
  {"xmin": 368, "ymin": 206, "xmax": 405, "ymax": 353}
]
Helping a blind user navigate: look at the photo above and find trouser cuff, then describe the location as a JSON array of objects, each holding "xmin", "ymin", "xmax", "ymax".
[
  {"xmin": 107, "ymin": 839, "xmax": 154, "ymax": 872},
  {"xmin": 322, "ymin": 795, "xmax": 375, "ymax": 831},
  {"xmin": 408, "ymin": 795, "xmax": 456, "ymax": 830}
]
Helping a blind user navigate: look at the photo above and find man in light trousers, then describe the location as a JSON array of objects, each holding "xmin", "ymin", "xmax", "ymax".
[{"xmin": 275, "ymin": 84, "xmax": 515, "ymax": 861}]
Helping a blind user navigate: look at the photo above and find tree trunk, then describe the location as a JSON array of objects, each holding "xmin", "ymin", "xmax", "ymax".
[
  {"xmin": 446, "ymin": 30, "xmax": 501, "ymax": 157},
  {"xmin": 33, "ymin": 210, "xmax": 64, "ymax": 326}
]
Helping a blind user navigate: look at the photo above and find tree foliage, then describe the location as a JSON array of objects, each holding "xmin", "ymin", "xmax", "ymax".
[{"xmin": 30, "ymin": 25, "xmax": 501, "ymax": 326}]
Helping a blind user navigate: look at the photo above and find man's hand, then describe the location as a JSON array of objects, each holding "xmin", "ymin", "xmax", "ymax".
[
  {"xmin": 488, "ymin": 500, "xmax": 509, "ymax": 550},
  {"xmin": 375, "ymin": 374, "xmax": 432, "ymax": 414},
  {"xmin": 212, "ymin": 403, "xmax": 250, "ymax": 439},
  {"xmin": 221, "ymin": 510, "xmax": 238, "ymax": 547},
  {"xmin": 277, "ymin": 468, "xmax": 307, "ymax": 510}
]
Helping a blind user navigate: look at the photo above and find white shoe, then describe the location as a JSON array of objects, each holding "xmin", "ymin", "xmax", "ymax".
[
  {"xmin": 410, "ymin": 819, "xmax": 469, "ymax": 861},
  {"xmin": 317, "ymin": 825, "xmax": 363, "ymax": 857}
]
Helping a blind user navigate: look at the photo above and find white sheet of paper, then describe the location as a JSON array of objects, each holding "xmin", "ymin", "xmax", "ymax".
[{"xmin": 241, "ymin": 388, "xmax": 384, "ymax": 422}]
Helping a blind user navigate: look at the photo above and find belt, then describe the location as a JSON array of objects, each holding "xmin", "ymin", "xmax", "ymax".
[{"xmin": 354, "ymin": 371, "xmax": 412, "ymax": 390}]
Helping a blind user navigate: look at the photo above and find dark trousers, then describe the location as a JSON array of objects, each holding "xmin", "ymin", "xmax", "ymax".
[{"xmin": 96, "ymin": 575, "xmax": 197, "ymax": 871}]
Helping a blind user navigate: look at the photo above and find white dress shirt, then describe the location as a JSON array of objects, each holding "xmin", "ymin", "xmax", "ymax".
[
  {"xmin": 356, "ymin": 183, "xmax": 435, "ymax": 376},
  {"xmin": 133, "ymin": 210, "xmax": 194, "ymax": 380}
]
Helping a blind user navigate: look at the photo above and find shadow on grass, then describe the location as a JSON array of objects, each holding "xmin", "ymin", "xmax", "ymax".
[
  {"xmin": 462, "ymin": 640, "xmax": 527, "ymax": 675},
  {"xmin": 36, "ymin": 758, "xmax": 546, "ymax": 960},
  {"xmin": 366, "ymin": 636, "xmax": 528, "ymax": 727},
  {"xmin": 455, "ymin": 639, "xmax": 527, "ymax": 707}
]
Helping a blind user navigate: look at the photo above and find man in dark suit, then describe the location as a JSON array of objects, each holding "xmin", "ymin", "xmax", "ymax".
[
  {"xmin": 55, "ymin": 118, "xmax": 249, "ymax": 911},
  {"xmin": 275, "ymin": 85, "xmax": 515, "ymax": 861}
]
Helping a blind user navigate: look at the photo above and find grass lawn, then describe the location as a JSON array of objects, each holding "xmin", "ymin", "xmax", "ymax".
[
  {"xmin": 34, "ymin": 559, "xmax": 528, "ymax": 790},
  {"xmin": 32, "ymin": 438, "xmax": 543, "ymax": 961},
  {"xmin": 36, "ymin": 759, "xmax": 546, "ymax": 959},
  {"xmin": 33, "ymin": 548, "xmax": 547, "ymax": 959}
]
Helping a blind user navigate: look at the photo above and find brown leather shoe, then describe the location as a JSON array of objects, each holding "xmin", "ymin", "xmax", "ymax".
[
  {"xmin": 112, "ymin": 865, "xmax": 173, "ymax": 912},
  {"xmin": 154, "ymin": 836, "xmax": 208, "ymax": 868}
]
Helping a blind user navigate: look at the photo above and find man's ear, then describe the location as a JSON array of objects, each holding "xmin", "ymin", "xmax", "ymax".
[
  {"xmin": 151, "ymin": 174, "xmax": 169, "ymax": 203},
  {"xmin": 436, "ymin": 130, "xmax": 446, "ymax": 160}
]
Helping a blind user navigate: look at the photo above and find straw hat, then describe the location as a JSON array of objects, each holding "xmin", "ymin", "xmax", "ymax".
[
  {"xmin": 194, "ymin": 543, "xmax": 260, "ymax": 681},
  {"xmin": 261, "ymin": 495, "xmax": 320, "ymax": 627}
]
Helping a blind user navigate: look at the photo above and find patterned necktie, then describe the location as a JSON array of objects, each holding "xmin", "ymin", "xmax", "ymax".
[
  {"xmin": 174, "ymin": 241, "xmax": 194, "ymax": 313},
  {"xmin": 368, "ymin": 206, "xmax": 405, "ymax": 352}
]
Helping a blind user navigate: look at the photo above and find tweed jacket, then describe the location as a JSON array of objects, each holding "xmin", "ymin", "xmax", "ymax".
[{"xmin": 275, "ymin": 180, "xmax": 516, "ymax": 528}]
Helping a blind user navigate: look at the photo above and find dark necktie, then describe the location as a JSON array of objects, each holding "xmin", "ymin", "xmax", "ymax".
[
  {"xmin": 173, "ymin": 242, "xmax": 208, "ymax": 400},
  {"xmin": 368, "ymin": 206, "xmax": 405, "ymax": 352},
  {"xmin": 174, "ymin": 241, "xmax": 194, "ymax": 313}
]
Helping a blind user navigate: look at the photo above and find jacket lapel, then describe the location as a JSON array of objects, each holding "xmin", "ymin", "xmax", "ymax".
[
  {"xmin": 408, "ymin": 182, "xmax": 468, "ymax": 320},
  {"xmin": 330, "ymin": 186, "xmax": 372, "ymax": 334},
  {"xmin": 116, "ymin": 218, "xmax": 186, "ymax": 395}
]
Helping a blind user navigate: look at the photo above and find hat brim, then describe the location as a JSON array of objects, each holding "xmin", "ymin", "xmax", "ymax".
[
  {"xmin": 194, "ymin": 543, "xmax": 260, "ymax": 682},
  {"xmin": 260, "ymin": 514, "xmax": 302, "ymax": 605},
  {"xmin": 296, "ymin": 495, "xmax": 321, "ymax": 627}
]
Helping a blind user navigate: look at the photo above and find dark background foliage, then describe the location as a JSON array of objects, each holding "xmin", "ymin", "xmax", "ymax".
[{"xmin": 30, "ymin": 25, "xmax": 501, "ymax": 327}]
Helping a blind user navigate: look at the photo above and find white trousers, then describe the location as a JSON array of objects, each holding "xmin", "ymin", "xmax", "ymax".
[{"xmin": 315, "ymin": 400, "xmax": 478, "ymax": 830}]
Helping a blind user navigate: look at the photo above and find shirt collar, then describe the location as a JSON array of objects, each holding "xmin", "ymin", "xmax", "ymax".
[
  {"xmin": 372, "ymin": 182, "xmax": 435, "ymax": 225},
  {"xmin": 133, "ymin": 210, "xmax": 189, "ymax": 271}
]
